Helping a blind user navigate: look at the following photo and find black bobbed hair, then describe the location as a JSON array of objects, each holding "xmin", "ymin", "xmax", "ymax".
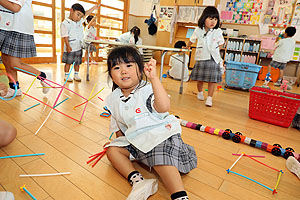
[{"xmin": 107, "ymin": 46, "xmax": 147, "ymax": 91}]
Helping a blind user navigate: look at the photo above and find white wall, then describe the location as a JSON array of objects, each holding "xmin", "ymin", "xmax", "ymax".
[
  {"xmin": 128, "ymin": 0, "xmax": 157, "ymax": 46},
  {"xmin": 129, "ymin": 0, "xmax": 153, "ymax": 16}
]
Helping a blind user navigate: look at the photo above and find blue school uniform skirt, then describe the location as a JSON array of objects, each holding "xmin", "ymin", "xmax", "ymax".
[
  {"xmin": 62, "ymin": 49, "xmax": 83, "ymax": 65},
  {"xmin": 125, "ymin": 133, "xmax": 197, "ymax": 173},
  {"xmin": 190, "ymin": 58, "xmax": 222, "ymax": 83},
  {"xmin": 0, "ymin": 30, "xmax": 36, "ymax": 58}
]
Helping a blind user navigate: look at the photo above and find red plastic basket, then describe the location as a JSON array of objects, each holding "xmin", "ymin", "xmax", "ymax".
[{"xmin": 249, "ymin": 86, "xmax": 300, "ymax": 127}]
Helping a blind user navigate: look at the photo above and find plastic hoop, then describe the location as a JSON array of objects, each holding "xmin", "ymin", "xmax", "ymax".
[{"xmin": 0, "ymin": 73, "xmax": 18, "ymax": 101}]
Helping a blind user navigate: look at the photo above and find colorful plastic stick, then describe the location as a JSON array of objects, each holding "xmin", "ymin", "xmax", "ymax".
[
  {"xmin": 35, "ymin": 109, "xmax": 54, "ymax": 135},
  {"xmin": 227, "ymin": 170, "xmax": 273, "ymax": 192},
  {"xmin": 73, "ymin": 87, "xmax": 104, "ymax": 109},
  {"xmin": 22, "ymin": 75, "xmax": 37, "ymax": 100},
  {"xmin": 20, "ymin": 185, "xmax": 37, "ymax": 200},
  {"xmin": 13, "ymin": 66, "xmax": 94, "ymax": 123},
  {"xmin": 53, "ymin": 97, "xmax": 69, "ymax": 109},
  {"xmin": 23, "ymin": 92, "xmax": 80, "ymax": 122},
  {"xmin": 98, "ymin": 97, "xmax": 104, "ymax": 101},
  {"xmin": 108, "ymin": 132, "xmax": 114, "ymax": 140},
  {"xmin": 79, "ymin": 83, "xmax": 97, "ymax": 122},
  {"xmin": 0, "ymin": 73, "xmax": 17, "ymax": 101},
  {"xmin": 244, "ymin": 154, "xmax": 280, "ymax": 172},
  {"xmin": 52, "ymin": 63, "xmax": 74, "ymax": 107},
  {"xmin": 37, "ymin": 86, "xmax": 62, "ymax": 89},
  {"xmin": 228, "ymin": 152, "xmax": 244, "ymax": 171},
  {"xmin": 24, "ymin": 103, "xmax": 40, "ymax": 112},
  {"xmin": 0, "ymin": 153, "xmax": 44, "ymax": 159},
  {"xmin": 87, "ymin": 148, "xmax": 107, "ymax": 167},
  {"xmin": 88, "ymin": 87, "xmax": 105, "ymax": 100},
  {"xmin": 273, "ymin": 170, "xmax": 283, "ymax": 194},
  {"xmin": 20, "ymin": 172, "xmax": 71, "ymax": 177},
  {"xmin": 232, "ymin": 153, "xmax": 265, "ymax": 158}
]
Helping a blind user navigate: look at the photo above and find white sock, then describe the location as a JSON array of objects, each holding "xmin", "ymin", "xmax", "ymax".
[{"xmin": 128, "ymin": 171, "xmax": 144, "ymax": 186}]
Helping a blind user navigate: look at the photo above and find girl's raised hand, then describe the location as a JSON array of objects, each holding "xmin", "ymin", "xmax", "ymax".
[{"xmin": 144, "ymin": 58, "xmax": 157, "ymax": 80}]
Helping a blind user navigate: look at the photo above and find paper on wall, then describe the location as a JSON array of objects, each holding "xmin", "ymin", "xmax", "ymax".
[
  {"xmin": 258, "ymin": 24, "xmax": 269, "ymax": 35},
  {"xmin": 293, "ymin": 26, "xmax": 300, "ymax": 42},
  {"xmin": 158, "ymin": 19, "xmax": 171, "ymax": 32}
]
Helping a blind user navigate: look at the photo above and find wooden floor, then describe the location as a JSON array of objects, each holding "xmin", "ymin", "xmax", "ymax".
[{"xmin": 0, "ymin": 62, "xmax": 300, "ymax": 200}]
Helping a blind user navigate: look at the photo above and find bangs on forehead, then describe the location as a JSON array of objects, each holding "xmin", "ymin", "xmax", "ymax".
[
  {"xmin": 110, "ymin": 51, "xmax": 136, "ymax": 67},
  {"xmin": 208, "ymin": 12, "xmax": 219, "ymax": 19}
]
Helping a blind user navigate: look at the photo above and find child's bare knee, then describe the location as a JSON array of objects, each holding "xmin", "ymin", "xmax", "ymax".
[
  {"xmin": 106, "ymin": 147, "xmax": 116, "ymax": 159},
  {"xmin": 0, "ymin": 124, "xmax": 17, "ymax": 147}
]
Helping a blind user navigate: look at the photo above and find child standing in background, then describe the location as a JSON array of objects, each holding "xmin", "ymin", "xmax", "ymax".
[
  {"xmin": 61, "ymin": 3, "xmax": 100, "ymax": 82},
  {"xmin": 105, "ymin": 46, "xmax": 197, "ymax": 200},
  {"xmin": 0, "ymin": 0, "xmax": 51, "ymax": 98},
  {"xmin": 168, "ymin": 41, "xmax": 189, "ymax": 82},
  {"xmin": 186, "ymin": 6, "xmax": 224, "ymax": 107},
  {"xmin": 84, "ymin": 15, "xmax": 98, "ymax": 65},
  {"xmin": 266, "ymin": 27, "xmax": 296, "ymax": 87}
]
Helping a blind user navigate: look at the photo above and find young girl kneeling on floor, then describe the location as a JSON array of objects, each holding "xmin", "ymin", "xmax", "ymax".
[{"xmin": 104, "ymin": 46, "xmax": 197, "ymax": 200}]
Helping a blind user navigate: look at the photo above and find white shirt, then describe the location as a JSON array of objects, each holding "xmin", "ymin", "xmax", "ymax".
[
  {"xmin": 168, "ymin": 54, "xmax": 189, "ymax": 82},
  {"xmin": 84, "ymin": 26, "xmax": 96, "ymax": 42},
  {"xmin": 118, "ymin": 31, "xmax": 132, "ymax": 43},
  {"xmin": 272, "ymin": 37, "xmax": 296, "ymax": 63},
  {"xmin": 129, "ymin": 36, "xmax": 143, "ymax": 54},
  {"xmin": 0, "ymin": 0, "xmax": 34, "ymax": 35},
  {"xmin": 105, "ymin": 82, "xmax": 181, "ymax": 153},
  {"xmin": 190, "ymin": 27, "xmax": 224, "ymax": 64},
  {"xmin": 61, "ymin": 18, "xmax": 85, "ymax": 52}
]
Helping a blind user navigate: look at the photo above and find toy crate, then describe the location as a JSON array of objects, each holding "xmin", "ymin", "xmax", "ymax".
[
  {"xmin": 258, "ymin": 65, "xmax": 280, "ymax": 82},
  {"xmin": 249, "ymin": 86, "xmax": 300, "ymax": 127},
  {"xmin": 225, "ymin": 61, "xmax": 262, "ymax": 90}
]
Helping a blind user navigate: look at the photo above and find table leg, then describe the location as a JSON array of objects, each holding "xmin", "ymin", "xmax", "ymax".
[
  {"xmin": 160, "ymin": 50, "xmax": 167, "ymax": 82},
  {"xmin": 86, "ymin": 44, "xmax": 91, "ymax": 81},
  {"xmin": 179, "ymin": 53, "xmax": 185, "ymax": 94}
]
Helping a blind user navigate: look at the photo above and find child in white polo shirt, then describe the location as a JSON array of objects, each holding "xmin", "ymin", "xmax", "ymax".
[
  {"xmin": 186, "ymin": 6, "xmax": 224, "ymax": 107},
  {"xmin": 61, "ymin": 3, "xmax": 100, "ymax": 82},
  {"xmin": 168, "ymin": 41, "xmax": 189, "ymax": 82},
  {"xmin": 104, "ymin": 46, "xmax": 197, "ymax": 200},
  {"xmin": 266, "ymin": 27, "xmax": 296, "ymax": 87},
  {"xmin": 0, "ymin": 0, "xmax": 52, "ymax": 98}
]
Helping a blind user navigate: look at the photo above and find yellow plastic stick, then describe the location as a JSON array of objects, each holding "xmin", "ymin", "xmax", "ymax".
[
  {"xmin": 274, "ymin": 170, "xmax": 283, "ymax": 191},
  {"xmin": 22, "ymin": 76, "xmax": 37, "ymax": 99}
]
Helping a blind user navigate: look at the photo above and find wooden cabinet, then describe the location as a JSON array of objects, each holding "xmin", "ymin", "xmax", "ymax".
[
  {"xmin": 159, "ymin": 0, "xmax": 176, "ymax": 6},
  {"xmin": 223, "ymin": 37, "xmax": 261, "ymax": 64},
  {"xmin": 177, "ymin": 0, "xmax": 202, "ymax": 6}
]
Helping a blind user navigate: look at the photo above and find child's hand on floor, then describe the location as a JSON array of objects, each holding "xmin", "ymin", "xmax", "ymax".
[{"xmin": 144, "ymin": 58, "xmax": 157, "ymax": 80}]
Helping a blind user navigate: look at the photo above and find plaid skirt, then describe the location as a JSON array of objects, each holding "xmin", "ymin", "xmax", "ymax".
[
  {"xmin": 190, "ymin": 59, "xmax": 222, "ymax": 83},
  {"xmin": 62, "ymin": 50, "xmax": 83, "ymax": 65},
  {"xmin": 0, "ymin": 30, "xmax": 36, "ymax": 58},
  {"xmin": 84, "ymin": 43, "xmax": 97, "ymax": 52},
  {"xmin": 125, "ymin": 133, "xmax": 197, "ymax": 174},
  {"xmin": 270, "ymin": 60, "xmax": 286, "ymax": 70}
]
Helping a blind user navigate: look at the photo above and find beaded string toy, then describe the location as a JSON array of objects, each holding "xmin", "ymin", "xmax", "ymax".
[{"xmin": 179, "ymin": 119, "xmax": 300, "ymax": 161}]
